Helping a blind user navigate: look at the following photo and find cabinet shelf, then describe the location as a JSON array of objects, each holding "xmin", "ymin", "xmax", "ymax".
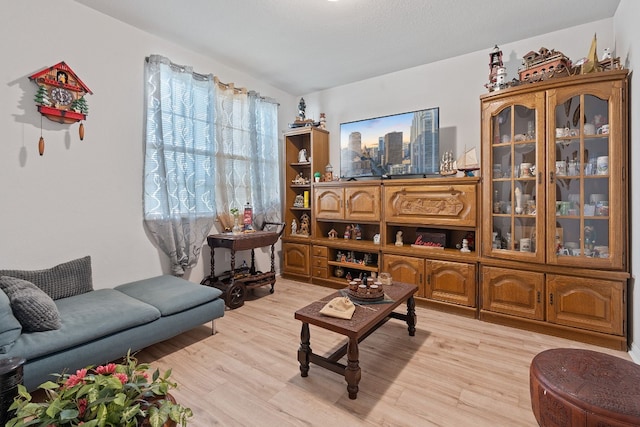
[
  {"xmin": 313, "ymin": 237, "xmax": 380, "ymax": 251},
  {"xmin": 327, "ymin": 260, "xmax": 378, "ymax": 272},
  {"xmin": 290, "ymin": 162, "xmax": 311, "ymax": 167},
  {"xmin": 290, "ymin": 184, "xmax": 311, "ymax": 189}
]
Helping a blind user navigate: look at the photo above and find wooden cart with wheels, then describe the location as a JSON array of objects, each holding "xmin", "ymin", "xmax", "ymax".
[{"xmin": 201, "ymin": 222, "xmax": 284, "ymax": 309}]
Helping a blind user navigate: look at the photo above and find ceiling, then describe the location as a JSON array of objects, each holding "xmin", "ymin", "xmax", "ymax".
[{"xmin": 74, "ymin": 0, "xmax": 620, "ymax": 96}]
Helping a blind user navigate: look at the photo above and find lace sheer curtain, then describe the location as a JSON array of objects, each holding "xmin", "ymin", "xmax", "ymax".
[
  {"xmin": 213, "ymin": 86, "xmax": 281, "ymax": 227},
  {"xmin": 144, "ymin": 55, "xmax": 280, "ymax": 276},
  {"xmin": 143, "ymin": 55, "xmax": 217, "ymax": 276}
]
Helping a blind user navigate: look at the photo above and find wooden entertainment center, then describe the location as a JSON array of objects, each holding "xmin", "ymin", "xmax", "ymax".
[{"xmin": 282, "ymin": 69, "xmax": 629, "ymax": 350}]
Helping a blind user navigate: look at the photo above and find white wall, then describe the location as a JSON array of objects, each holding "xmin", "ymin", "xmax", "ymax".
[
  {"xmin": 614, "ymin": 0, "xmax": 640, "ymax": 360},
  {"xmin": 0, "ymin": 0, "xmax": 297, "ymax": 288},
  {"xmin": 302, "ymin": 20, "xmax": 614, "ymax": 173}
]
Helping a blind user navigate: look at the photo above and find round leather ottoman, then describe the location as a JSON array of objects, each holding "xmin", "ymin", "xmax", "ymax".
[{"xmin": 530, "ymin": 348, "xmax": 640, "ymax": 427}]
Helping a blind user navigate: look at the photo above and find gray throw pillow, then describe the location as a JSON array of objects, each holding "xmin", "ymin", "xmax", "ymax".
[
  {"xmin": 0, "ymin": 276, "xmax": 62, "ymax": 332},
  {"xmin": 0, "ymin": 256, "xmax": 92, "ymax": 300}
]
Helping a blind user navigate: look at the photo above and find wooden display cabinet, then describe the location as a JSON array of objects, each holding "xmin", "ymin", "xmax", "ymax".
[
  {"xmin": 480, "ymin": 70, "xmax": 629, "ymax": 349},
  {"xmin": 281, "ymin": 127, "xmax": 329, "ymax": 281}
]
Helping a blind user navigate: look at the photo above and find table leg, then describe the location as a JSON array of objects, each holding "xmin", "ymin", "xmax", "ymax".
[
  {"xmin": 406, "ymin": 296, "xmax": 416, "ymax": 336},
  {"xmin": 210, "ymin": 247, "xmax": 215, "ymax": 279},
  {"xmin": 250, "ymin": 248, "xmax": 257, "ymax": 275},
  {"xmin": 298, "ymin": 322, "xmax": 311, "ymax": 377},
  {"xmin": 345, "ymin": 337, "xmax": 361, "ymax": 399}
]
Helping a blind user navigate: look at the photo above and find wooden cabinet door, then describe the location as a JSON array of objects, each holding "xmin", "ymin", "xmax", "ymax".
[
  {"xmin": 314, "ymin": 187, "xmax": 343, "ymax": 219},
  {"xmin": 345, "ymin": 186, "xmax": 380, "ymax": 221},
  {"xmin": 426, "ymin": 260, "xmax": 476, "ymax": 307},
  {"xmin": 383, "ymin": 254, "xmax": 424, "ymax": 297},
  {"xmin": 384, "ymin": 183, "xmax": 477, "ymax": 227},
  {"xmin": 547, "ymin": 275, "xmax": 624, "ymax": 335},
  {"xmin": 481, "ymin": 266, "xmax": 544, "ymax": 320},
  {"xmin": 283, "ymin": 243, "xmax": 310, "ymax": 276}
]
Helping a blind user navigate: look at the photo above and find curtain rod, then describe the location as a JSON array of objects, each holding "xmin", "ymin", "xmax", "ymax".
[{"xmin": 145, "ymin": 55, "xmax": 279, "ymax": 105}]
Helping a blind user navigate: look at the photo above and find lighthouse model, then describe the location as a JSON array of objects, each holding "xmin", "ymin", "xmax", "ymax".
[{"xmin": 485, "ymin": 45, "xmax": 504, "ymax": 92}]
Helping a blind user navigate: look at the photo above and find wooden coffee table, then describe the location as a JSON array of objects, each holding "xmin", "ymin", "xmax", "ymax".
[{"xmin": 294, "ymin": 281, "xmax": 418, "ymax": 399}]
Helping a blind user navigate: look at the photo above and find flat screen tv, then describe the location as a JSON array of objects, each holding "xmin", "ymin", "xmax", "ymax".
[{"xmin": 340, "ymin": 107, "xmax": 439, "ymax": 179}]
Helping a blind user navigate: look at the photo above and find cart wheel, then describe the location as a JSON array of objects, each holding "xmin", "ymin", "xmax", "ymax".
[
  {"xmin": 226, "ymin": 282, "xmax": 246, "ymax": 309},
  {"xmin": 200, "ymin": 276, "xmax": 214, "ymax": 286}
]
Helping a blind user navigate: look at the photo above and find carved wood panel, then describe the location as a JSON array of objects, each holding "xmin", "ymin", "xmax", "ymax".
[{"xmin": 384, "ymin": 184, "xmax": 476, "ymax": 226}]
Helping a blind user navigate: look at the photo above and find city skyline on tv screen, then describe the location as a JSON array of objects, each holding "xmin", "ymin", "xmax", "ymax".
[{"xmin": 340, "ymin": 107, "xmax": 439, "ymax": 178}]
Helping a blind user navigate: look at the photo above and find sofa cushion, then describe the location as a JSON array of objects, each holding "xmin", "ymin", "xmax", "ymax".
[
  {"xmin": 115, "ymin": 275, "xmax": 222, "ymax": 316},
  {"xmin": 0, "ymin": 276, "xmax": 61, "ymax": 332},
  {"xmin": 0, "ymin": 288, "xmax": 22, "ymax": 353},
  {"xmin": 0, "ymin": 256, "xmax": 93, "ymax": 300},
  {"xmin": 6, "ymin": 289, "xmax": 161, "ymax": 361}
]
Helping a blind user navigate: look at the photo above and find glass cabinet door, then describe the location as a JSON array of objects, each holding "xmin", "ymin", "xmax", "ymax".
[
  {"xmin": 486, "ymin": 95, "xmax": 545, "ymax": 263},
  {"xmin": 547, "ymin": 82, "xmax": 623, "ymax": 269}
]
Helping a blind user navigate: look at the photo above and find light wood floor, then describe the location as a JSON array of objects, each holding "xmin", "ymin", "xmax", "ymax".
[{"xmin": 136, "ymin": 278, "xmax": 631, "ymax": 427}]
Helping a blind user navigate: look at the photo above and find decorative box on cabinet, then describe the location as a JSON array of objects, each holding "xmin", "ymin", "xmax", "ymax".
[{"xmin": 479, "ymin": 70, "xmax": 629, "ymax": 349}]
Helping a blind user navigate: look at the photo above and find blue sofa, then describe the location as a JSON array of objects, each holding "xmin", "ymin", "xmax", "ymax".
[{"xmin": 0, "ymin": 257, "xmax": 224, "ymax": 390}]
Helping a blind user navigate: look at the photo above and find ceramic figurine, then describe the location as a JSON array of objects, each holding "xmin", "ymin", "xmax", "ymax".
[
  {"xmin": 291, "ymin": 219, "xmax": 297, "ymax": 235},
  {"xmin": 328, "ymin": 228, "xmax": 338, "ymax": 239},
  {"xmin": 344, "ymin": 225, "xmax": 351, "ymax": 240},
  {"xmin": 515, "ymin": 187, "xmax": 523, "ymax": 214},
  {"xmin": 298, "ymin": 148, "xmax": 308, "ymax": 163},
  {"xmin": 354, "ymin": 224, "xmax": 362, "ymax": 240},
  {"xmin": 395, "ymin": 230, "xmax": 403, "ymax": 246}
]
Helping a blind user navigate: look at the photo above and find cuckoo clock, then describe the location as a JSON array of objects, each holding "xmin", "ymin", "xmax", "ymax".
[{"xmin": 29, "ymin": 62, "xmax": 92, "ymax": 155}]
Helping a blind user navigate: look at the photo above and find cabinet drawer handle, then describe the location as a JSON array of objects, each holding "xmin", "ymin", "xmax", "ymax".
[
  {"xmin": 537, "ymin": 291, "xmax": 541, "ymax": 303},
  {"xmin": 549, "ymin": 293, "xmax": 554, "ymax": 305},
  {"xmin": 420, "ymin": 273, "xmax": 423, "ymax": 284},
  {"xmin": 549, "ymin": 171, "xmax": 554, "ymax": 184}
]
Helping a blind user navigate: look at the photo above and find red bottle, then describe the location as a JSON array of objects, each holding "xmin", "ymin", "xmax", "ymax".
[{"xmin": 243, "ymin": 202, "xmax": 253, "ymax": 231}]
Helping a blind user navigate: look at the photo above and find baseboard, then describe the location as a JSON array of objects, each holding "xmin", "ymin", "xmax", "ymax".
[{"xmin": 629, "ymin": 342, "xmax": 640, "ymax": 363}]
